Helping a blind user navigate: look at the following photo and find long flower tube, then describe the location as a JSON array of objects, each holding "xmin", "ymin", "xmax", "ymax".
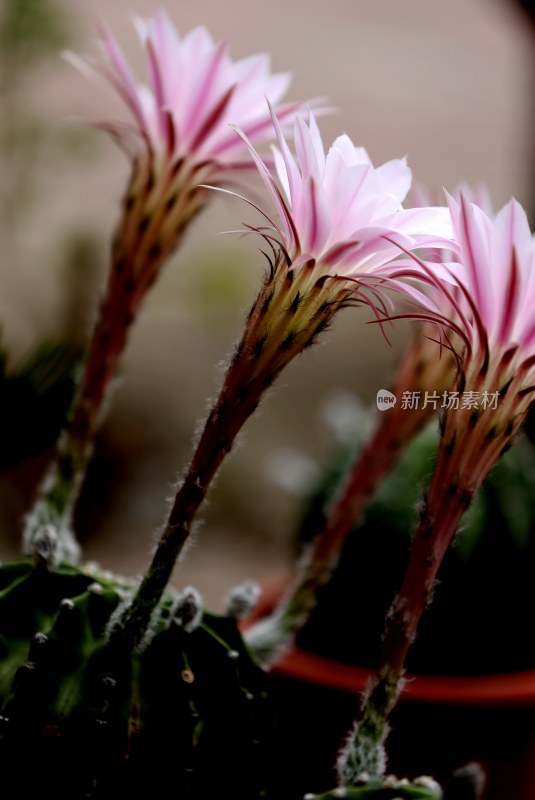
[
  {"xmin": 337, "ymin": 194, "xmax": 535, "ymax": 784},
  {"xmin": 110, "ymin": 109, "xmax": 453, "ymax": 650},
  {"xmin": 23, "ymin": 11, "xmax": 305, "ymax": 562}
]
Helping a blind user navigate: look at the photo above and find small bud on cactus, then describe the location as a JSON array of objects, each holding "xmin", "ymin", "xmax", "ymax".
[
  {"xmin": 32, "ymin": 525, "xmax": 60, "ymax": 568},
  {"xmin": 311, "ymin": 775, "xmax": 443, "ymax": 798},
  {"xmin": 224, "ymin": 580, "xmax": 261, "ymax": 620},
  {"xmin": 171, "ymin": 586, "xmax": 203, "ymax": 632}
]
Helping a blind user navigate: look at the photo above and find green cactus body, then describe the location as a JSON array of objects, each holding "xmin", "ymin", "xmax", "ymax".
[
  {"xmin": 312, "ymin": 777, "xmax": 442, "ymax": 799},
  {"xmin": 0, "ymin": 559, "xmax": 270, "ymax": 799}
]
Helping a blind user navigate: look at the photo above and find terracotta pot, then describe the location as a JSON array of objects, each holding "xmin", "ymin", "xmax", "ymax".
[{"xmin": 245, "ymin": 576, "xmax": 535, "ymax": 800}]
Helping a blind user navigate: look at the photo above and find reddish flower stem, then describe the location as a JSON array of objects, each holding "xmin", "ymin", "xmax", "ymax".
[
  {"xmin": 23, "ymin": 156, "xmax": 209, "ymax": 557},
  {"xmin": 338, "ymin": 395, "xmax": 512, "ymax": 782},
  {"xmin": 112, "ymin": 260, "xmax": 348, "ymax": 650}
]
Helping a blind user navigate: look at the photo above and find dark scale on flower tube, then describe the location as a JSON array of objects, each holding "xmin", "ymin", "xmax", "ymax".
[
  {"xmin": 124, "ymin": 195, "xmax": 136, "ymax": 212},
  {"xmin": 281, "ymin": 330, "xmax": 297, "ymax": 351},
  {"xmin": 504, "ymin": 419, "xmax": 515, "ymax": 438},
  {"xmin": 444, "ymin": 437, "xmax": 456, "ymax": 456},
  {"xmin": 459, "ymin": 488, "xmax": 473, "ymax": 510},
  {"xmin": 480, "ymin": 346, "xmax": 489, "ymax": 376},
  {"xmin": 261, "ymin": 372, "xmax": 275, "ymax": 390},
  {"xmin": 500, "ymin": 377, "xmax": 513, "ymax": 397},
  {"xmin": 500, "ymin": 440, "xmax": 513, "ymax": 457},
  {"xmin": 446, "ymin": 482, "xmax": 458, "ymax": 497},
  {"xmin": 138, "ymin": 215, "xmax": 151, "ymax": 237},
  {"xmin": 317, "ymin": 299, "xmax": 338, "ymax": 320},
  {"xmin": 485, "ymin": 426, "xmax": 497, "ymax": 441},
  {"xmin": 193, "ymin": 159, "xmax": 211, "ymax": 174},
  {"xmin": 217, "ymin": 432, "xmax": 234, "ymax": 456},
  {"xmin": 144, "ymin": 171, "xmax": 155, "ymax": 195},
  {"xmin": 387, "ymin": 436, "xmax": 401, "ymax": 452},
  {"xmin": 170, "ymin": 157, "xmax": 184, "ymax": 178},
  {"xmin": 312, "ymin": 274, "xmax": 331, "ymax": 291},
  {"xmin": 309, "ymin": 316, "xmax": 331, "ymax": 343},
  {"xmin": 303, "ymin": 332, "xmax": 320, "ymax": 351},
  {"xmin": 414, "ymin": 358, "xmax": 426, "ymax": 376},
  {"xmin": 422, "ymin": 522, "xmax": 434, "ymax": 540},
  {"xmin": 243, "ymin": 301, "xmax": 256, "ymax": 326},
  {"xmin": 501, "ymin": 345, "xmax": 518, "ymax": 367},
  {"xmin": 237, "ymin": 381, "xmax": 253, "ymax": 401},
  {"xmin": 254, "ymin": 334, "xmax": 267, "ymax": 358},
  {"xmin": 149, "ymin": 243, "xmax": 161, "ymax": 261},
  {"xmin": 468, "ymin": 409, "xmax": 479, "ymax": 428},
  {"xmin": 114, "ymin": 256, "xmax": 126, "ymax": 274},
  {"xmin": 289, "ymin": 290, "xmax": 301, "ymax": 313},
  {"xmin": 260, "ymin": 292, "xmax": 273, "ymax": 316},
  {"xmin": 164, "ymin": 194, "xmax": 177, "ymax": 213}
]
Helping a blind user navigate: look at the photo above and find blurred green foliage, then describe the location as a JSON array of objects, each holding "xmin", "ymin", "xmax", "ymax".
[
  {"xmin": 297, "ymin": 417, "xmax": 535, "ymax": 673},
  {"xmin": 0, "ymin": 339, "xmax": 81, "ymax": 469},
  {"xmin": 0, "ymin": 0, "xmax": 69, "ymax": 77}
]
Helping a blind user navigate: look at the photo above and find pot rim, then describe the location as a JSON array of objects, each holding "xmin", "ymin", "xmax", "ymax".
[{"xmin": 244, "ymin": 574, "xmax": 535, "ymax": 707}]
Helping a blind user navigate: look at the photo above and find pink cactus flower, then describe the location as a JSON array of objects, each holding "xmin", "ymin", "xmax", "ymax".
[
  {"xmin": 211, "ymin": 108, "xmax": 457, "ymax": 380},
  {"xmin": 234, "ymin": 108, "xmax": 452, "ymax": 280},
  {"xmin": 85, "ymin": 10, "xmax": 300, "ymax": 168},
  {"xmin": 25, "ymin": 12, "xmax": 305, "ymax": 561}
]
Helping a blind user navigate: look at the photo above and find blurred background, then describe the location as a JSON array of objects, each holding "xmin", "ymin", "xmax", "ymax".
[{"xmin": 0, "ymin": 0, "xmax": 534, "ymax": 607}]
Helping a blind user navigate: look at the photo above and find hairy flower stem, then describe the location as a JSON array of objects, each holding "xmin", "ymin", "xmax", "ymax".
[
  {"xmin": 337, "ymin": 357, "xmax": 520, "ymax": 784},
  {"xmin": 247, "ymin": 330, "xmax": 456, "ymax": 665},
  {"xmin": 23, "ymin": 154, "xmax": 210, "ymax": 559},
  {"xmin": 112, "ymin": 257, "xmax": 350, "ymax": 650}
]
